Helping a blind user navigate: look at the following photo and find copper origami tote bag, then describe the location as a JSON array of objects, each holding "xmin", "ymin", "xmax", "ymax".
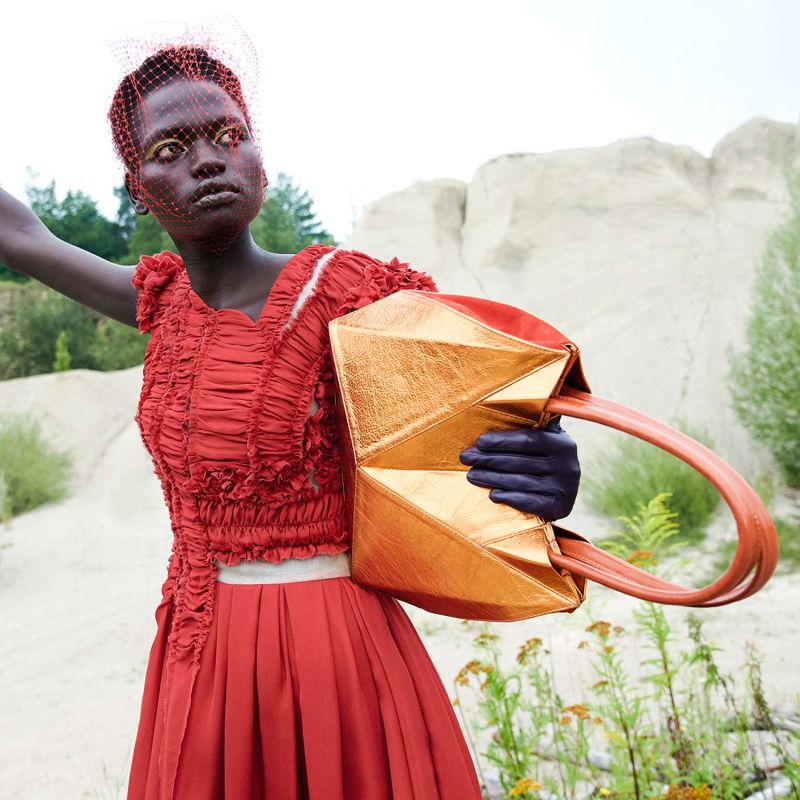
[{"xmin": 328, "ymin": 290, "xmax": 779, "ymax": 622}]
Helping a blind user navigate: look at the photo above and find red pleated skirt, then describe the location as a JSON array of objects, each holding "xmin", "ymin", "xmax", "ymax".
[{"xmin": 127, "ymin": 574, "xmax": 483, "ymax": 799}]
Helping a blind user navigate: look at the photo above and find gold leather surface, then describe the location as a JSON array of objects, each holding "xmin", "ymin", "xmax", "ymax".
[{"xmin": 330, "ymin": 291, "xmax": 586, "ymax": 621}]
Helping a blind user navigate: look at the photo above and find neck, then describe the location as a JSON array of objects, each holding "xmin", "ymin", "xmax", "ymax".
[{"xmin": 171, "ymin": 226, "xmax": 270, "ymax": 298}]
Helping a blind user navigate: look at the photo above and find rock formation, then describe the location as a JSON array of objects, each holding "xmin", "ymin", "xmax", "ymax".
[{"xmin": 346, "ymin": 117, "xmax": 800, "ymax": 478}]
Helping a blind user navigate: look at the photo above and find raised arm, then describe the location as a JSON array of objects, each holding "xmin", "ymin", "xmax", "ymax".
[{"xmin": 0, "ymin": 186, "xmax": 138, "ymax": 328}]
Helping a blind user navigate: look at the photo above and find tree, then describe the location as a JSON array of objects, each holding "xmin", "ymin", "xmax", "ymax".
[
  {"xmin": 1, "ymin": 179, "xmax": 130, "ymax": 281},
  {"xmin": 114, "ymin": 183, "xmax": 174, "ymax": 265},
  {"xmin": 251, "ymin": 172, "xmax": 337, "ymax": 252},
  {"xmin": 726, "ymin": 168, "xmax": 800, "ymax": 487},
  {"xmin": 26, "ymin": 179, "xmax": 128, "ymax": 262}
]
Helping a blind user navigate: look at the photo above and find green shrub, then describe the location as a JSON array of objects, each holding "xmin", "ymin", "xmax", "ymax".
[
  {"xmin": 583, "ymin": 420, "xmax": 720, "ymax": 543},
  {"xmin": 0, "ymin": 283, "xmax": 146, "ymax": 378},
  {"xmin": 455, "ymin": 494, "xmax": 800, "ymax": 799},
  {"xmin": 710, "ymin": 471, "xmax": 800, "ymax": 576},
  {"xmin": 726, "ymin": 168, "xmax": 800, "ymax": 488},
  {"xmin": 0, "ymin": 412, "xmax": 72, "ymax": 519}
]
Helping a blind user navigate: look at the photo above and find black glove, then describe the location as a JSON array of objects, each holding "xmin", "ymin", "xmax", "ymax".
[{"xmin": 458, "ymin": 416, "xmax": 580, "ymax": 521}]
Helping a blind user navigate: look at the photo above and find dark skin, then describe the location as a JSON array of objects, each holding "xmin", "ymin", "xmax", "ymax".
[
  {"xmin": 0, "ymin": 76, "xmax": 580, "ymax": 520},
  {"xmin": 0, "ymin": 78, "xmax": 291, "ymax": 326}
]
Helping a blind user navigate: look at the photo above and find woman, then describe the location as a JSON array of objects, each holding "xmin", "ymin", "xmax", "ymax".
[{"xmin": 0, "ymin": 44, "xmax": 580, "ymax": 800}]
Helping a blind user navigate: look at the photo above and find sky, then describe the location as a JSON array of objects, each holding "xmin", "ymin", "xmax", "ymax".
[{"xmin": 2, "ymin": 0, "xmax": 799, "ymax": 243}]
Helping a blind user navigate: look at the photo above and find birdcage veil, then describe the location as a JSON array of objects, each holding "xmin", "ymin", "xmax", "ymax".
[{"xmin": 105, "ymin": 16, "xmax": 266, "ymax": 251}]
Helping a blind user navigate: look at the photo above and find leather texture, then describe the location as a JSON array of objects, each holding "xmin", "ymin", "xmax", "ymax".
[{"xmin": 328, "ymin": 290, "xmax": 778, "ymax": 621}]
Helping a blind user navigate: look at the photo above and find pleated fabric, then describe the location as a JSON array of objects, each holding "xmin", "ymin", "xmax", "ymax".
[{"xmin": 128, "ymin": 575, "xmax": 482, "ymax": 800}]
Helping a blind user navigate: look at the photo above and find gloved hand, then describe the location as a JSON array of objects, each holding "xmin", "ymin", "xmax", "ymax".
[{"xmin": 458, "ymin": 416, "xmax": 580, "ymax": 521}]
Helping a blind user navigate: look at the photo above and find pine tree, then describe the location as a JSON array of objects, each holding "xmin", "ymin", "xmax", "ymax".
[{"xmin": 251, "ymin": 172, "xmax": 337, "ymax": 252}]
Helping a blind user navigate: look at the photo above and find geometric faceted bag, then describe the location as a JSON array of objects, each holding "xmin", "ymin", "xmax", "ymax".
[{"xmin": 328, "ymin": 290, "xmax": 779, "ymax": 622}]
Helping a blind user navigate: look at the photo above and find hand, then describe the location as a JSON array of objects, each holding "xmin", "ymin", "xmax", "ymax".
[{"xmin": 458, "ymin": 416, "xmax": 580, "ymax": 521}]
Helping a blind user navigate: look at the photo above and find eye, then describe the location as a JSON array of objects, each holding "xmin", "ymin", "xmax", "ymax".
[
  {"xmin": 151, "ymin": 140, "xmax": 185, "ymax": 162},
  {"xmin": 214, "ymin": 125, "xmax": 245, "ymax": 146}
]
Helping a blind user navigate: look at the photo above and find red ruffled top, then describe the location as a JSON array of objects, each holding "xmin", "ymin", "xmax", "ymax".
[{"xmin": 131, "ymin": 243, "xmax": 438, "ymax": 798}]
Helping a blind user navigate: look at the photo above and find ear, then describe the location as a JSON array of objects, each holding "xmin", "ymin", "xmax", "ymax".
[{"xmin": 124, "ymin": 171, "xmax": 149, "ymax": 216}]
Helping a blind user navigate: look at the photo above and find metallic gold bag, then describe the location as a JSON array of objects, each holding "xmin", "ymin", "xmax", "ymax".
[{"xmin": 328, "ymin": 290, "xmax": 778, "ymax": 622}]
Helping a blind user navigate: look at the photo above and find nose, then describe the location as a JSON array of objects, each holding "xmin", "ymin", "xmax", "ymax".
[{"xmin": 189, "ymin": 137, "xmax": 226, "ymax": 179}]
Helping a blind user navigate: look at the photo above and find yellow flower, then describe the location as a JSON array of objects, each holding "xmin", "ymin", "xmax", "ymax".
[
  {"xmin": 604, "ymin": 645, "xmax": 614, "ymax": 654},
  {"xmin": 613, "ymin": 625, "xmax": 625, "ymax": 634},
  {"xmin": 585, "ymin": 620, "xmax": 612, "ymax": 637},
  {"xmin": 516, "ymin": 637, "xmax": 544, "ymax": 664},
  {"xmin": 560, "ymin": 714, "xmax": 572, "ymax": 725},
  {"xmin": 561, "ymin": 703, "xmax": 590, "ymax": 720},
  {"xmin": 454, "ymin": 659, "xmax": 486, "ymax": 686},
  {"xmin": 599, "ymin": 789, "xmax": 611, "ymax": 797},
  {"xmin": 509, "ymin": 777, "xmax": 541, "ymax": 796},
  {"xmin": 577, "ymin": 640, "xmax": 589, "ymax": 649},
  {"xmin": 626, "ymin": 549, "xmax": 652, "ymax": 567}
]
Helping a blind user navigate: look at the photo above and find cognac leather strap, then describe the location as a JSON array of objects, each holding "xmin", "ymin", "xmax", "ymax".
[{"xmin": 544, "ymin": 385, "xmax": 779, "ymax": 606}]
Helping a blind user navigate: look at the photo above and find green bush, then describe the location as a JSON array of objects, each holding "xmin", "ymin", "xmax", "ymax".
[
  {"xmin": 0, "ymin": 412, "xmax": 72, "ymax": 520},
  {"xmin": 0, "ymin": 282, "xmax": 146, "ymax": 379},
  {"xmin": 726, "ymin": 168, "xmax": 800, "ymax": 488},
  {"xmin": 455, "ymin": 495, "xmax": 800, "ymax": 799},
  {"xmin": 711, "ymin": 471, "xmax": 800, "ymax": 575},
  {"xmin": 583, "ymin": 420, "xmax": 720, "ymax": 543}
]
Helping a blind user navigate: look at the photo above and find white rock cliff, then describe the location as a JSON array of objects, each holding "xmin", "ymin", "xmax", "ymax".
[{"xmin": 346, "ymin": 117, "xmax": 800, "ymax": 478}]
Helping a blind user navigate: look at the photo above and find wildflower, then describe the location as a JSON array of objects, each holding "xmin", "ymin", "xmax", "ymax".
[
  {"xmin": 585, "ymin": 620, "xmax": 612, "ymax": 637},
  {"xmin": 592, "ymin": 679, "xmax": 609, "ymax": 689},
  {"xmin": 613, "ymin": 625, "xmax": 625, "ymax": 634},
  {"xmin": 451, "ymin": 697, "xmax": 459, "ymax": 706},
  {"xmin": 626, "ymin": 549, "xmax": 653, "ymax": 567},
  {"xmin": 604, "ymin": 645, "xmax": 614, "ymax": 654},
  {"xmin": 662, "ymin": 786, "xmax": 712, "ymax": 800},
  {"xmin": 599, "ymin": 789, "xmax": 611, "ymax": 797},
  {"xmin": 509, "ymin": 777, "xmax": 541, "ymax": 796},
  {"xmin": 454, "ymin": 659, "xmax": 485, "ymax": 686},
  {"xmin": 560, "ymin": 714, "xmax": 572, "ymax": 725},
  {"xmin": 561, "ymin": 703, "xmax": 590, "ymax": 720},
  {"xmin": 517, "ymin": 637, "xmax": 544, "ymax": 664},
  {"xmin": 474, "ymin": 631, "xmax": 499, "ymax": 647},
  {"xmin": 577, "ymin": 640, "xmax": 589, "ymax": 649},
  {"xmin": 593, "ymin": 716, "xmax": 603, "ymax": 724}
]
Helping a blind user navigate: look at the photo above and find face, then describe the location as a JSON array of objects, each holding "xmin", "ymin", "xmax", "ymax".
[{"xmin": 125, "ymin": 78, "xmax": 266, "ymax": 248}]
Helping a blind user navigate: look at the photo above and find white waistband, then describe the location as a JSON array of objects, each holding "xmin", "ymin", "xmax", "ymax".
[{"xmin": 214, "ymin": 551, "xmax": 352, "ymax": 585}]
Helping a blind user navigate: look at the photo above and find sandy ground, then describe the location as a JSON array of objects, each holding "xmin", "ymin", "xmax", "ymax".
[{"xmin": 0, "ymin": 366, "xmax": 797, "ymax": 800}]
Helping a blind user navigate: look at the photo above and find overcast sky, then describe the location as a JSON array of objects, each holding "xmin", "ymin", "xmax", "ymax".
[{"xmin": 2, "ymin": 0, "xmax": 798, "ymax": 243}]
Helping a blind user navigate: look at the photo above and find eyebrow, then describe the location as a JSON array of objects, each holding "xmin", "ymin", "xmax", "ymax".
[{"xmin": 142, "ymin": 114, "xmax": 246, "ymax": 153}]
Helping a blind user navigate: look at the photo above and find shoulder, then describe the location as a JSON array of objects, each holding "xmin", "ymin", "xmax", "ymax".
[
  {"xmin": 131, "ymin": 251, "xmax": 183, "ymax": 333},
  {"xmin": 330, "ymin": 248, "xmax": 439, "ymax": 317}
]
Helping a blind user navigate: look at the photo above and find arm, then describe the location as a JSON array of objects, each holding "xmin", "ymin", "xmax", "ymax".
[{"xmin": 0, "ymin": 186, "xmax": 138, "ymax": 328}]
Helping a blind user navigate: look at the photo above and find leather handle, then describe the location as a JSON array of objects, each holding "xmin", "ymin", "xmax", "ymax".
[{"xmin": 544, "ymin": 385, "xmax": 778, "ymax": 606}]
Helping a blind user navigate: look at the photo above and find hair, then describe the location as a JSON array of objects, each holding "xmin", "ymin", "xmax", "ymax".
[{"xmin": 108, "ymin": 45, "xmax": 254, "ymax": 176}]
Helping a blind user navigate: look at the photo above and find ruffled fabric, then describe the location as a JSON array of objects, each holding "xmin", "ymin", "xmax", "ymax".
[
  {"xmin": 128, "ymin": 245, "xmax": 467, "ymax": 799},
  {"xmin": 335, "ymin": 254, "xmax": 439, "ymax": 316},
  {"xmin": 131, "ymin": 251, "xmax": 183, "ymax": 333}
]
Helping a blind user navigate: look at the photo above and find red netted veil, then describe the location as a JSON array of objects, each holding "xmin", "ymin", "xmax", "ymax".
[{"xmin": 107, "ymin": 17, "xmax": 266, "ymax": 252}]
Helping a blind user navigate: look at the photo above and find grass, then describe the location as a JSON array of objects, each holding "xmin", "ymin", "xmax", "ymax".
[
  {"xmin": 0, "ymin": 411, "xmax": 72, "ymax": 520},
  {"xmin": 709, "ymin": 471, "xmax": 800, "ymax": 577},
  {"xmin": 583, "ymin": 419, "xmax": 721, "ymax": 545},
  {"xmin": 454, "ymin": 494, "xmax": 800, "ymax": 799}
]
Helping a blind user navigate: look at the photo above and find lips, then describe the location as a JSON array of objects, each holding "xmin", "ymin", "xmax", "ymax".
[{"xmin": 190, "ymin": 180, "xmax": 241, "ymax": 205}]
